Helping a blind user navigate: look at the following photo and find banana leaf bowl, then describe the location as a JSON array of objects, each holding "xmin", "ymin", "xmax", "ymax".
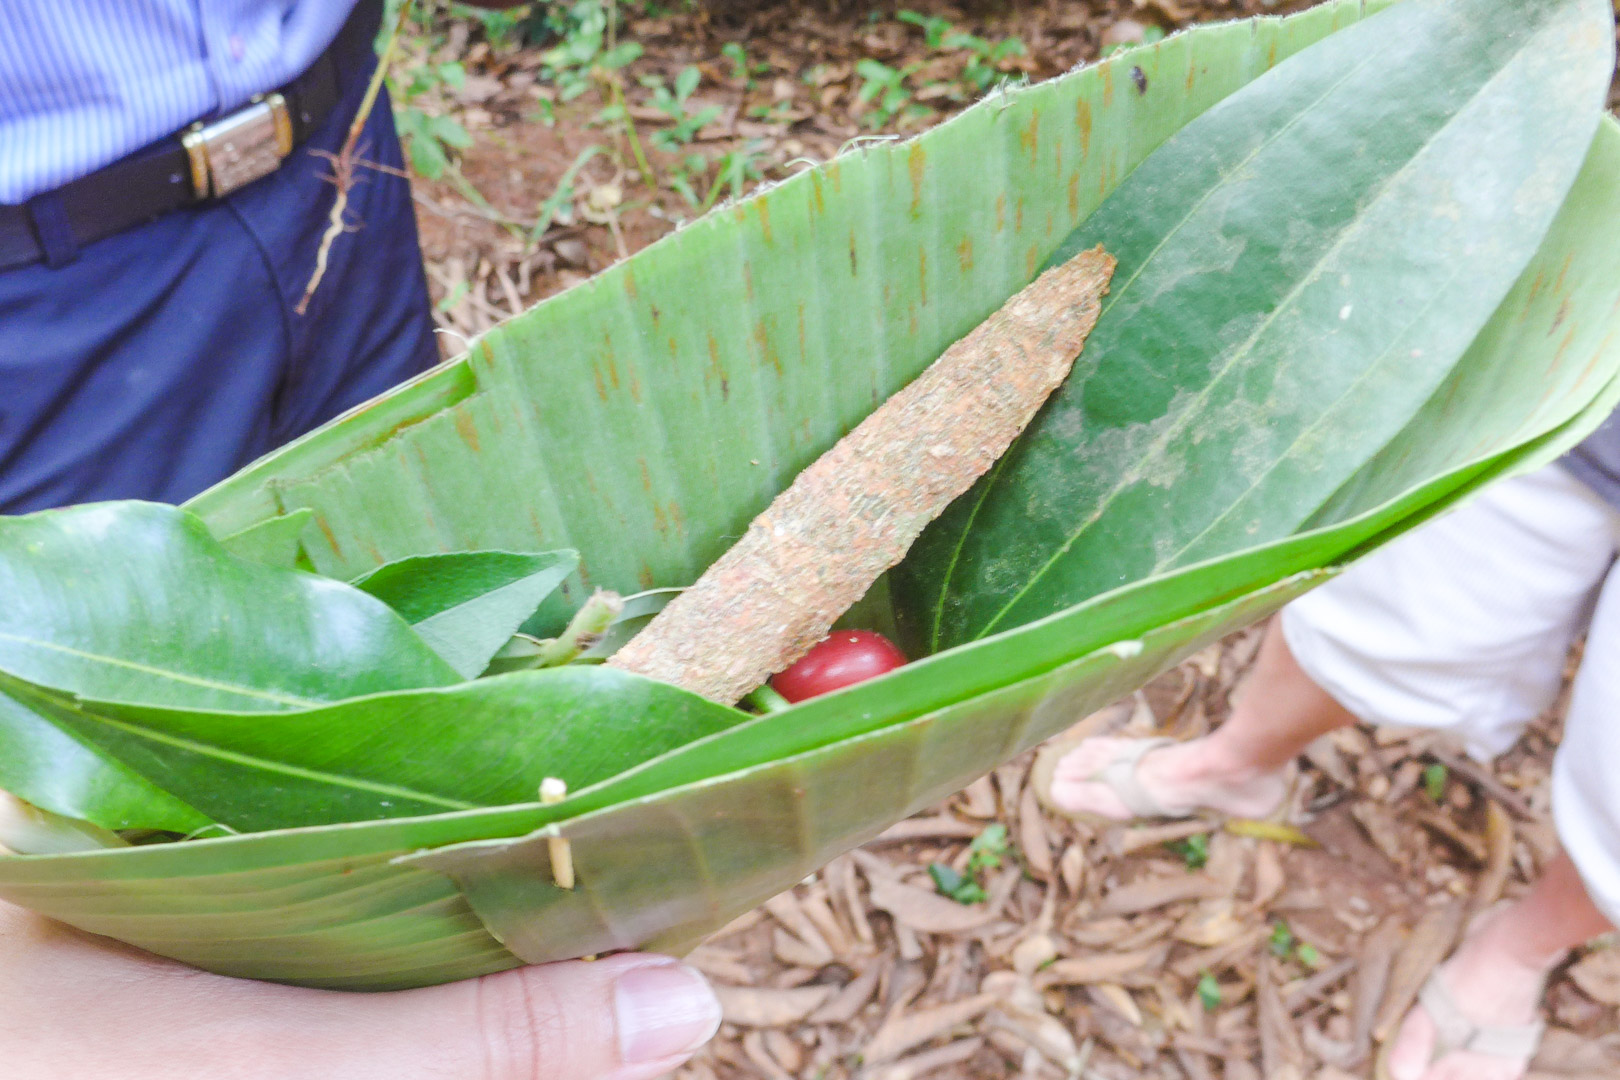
[{"xmin": 1, "ymin": 0, "xmax": 1618, "ymax": 991}]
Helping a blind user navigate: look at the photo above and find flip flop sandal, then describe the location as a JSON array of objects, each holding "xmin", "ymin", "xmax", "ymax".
[
  {"xmin": 1373, "ymin": 969, "xmax": 1545, "ymax": 1080},
  {"xmin": 1032, "ymin": 734, "xmax": 1195, "ymax": 826}
]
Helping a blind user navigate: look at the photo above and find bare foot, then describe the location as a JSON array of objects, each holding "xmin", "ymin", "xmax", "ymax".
[
  {"xmin": 1385, "ymin": 907, "xmax": 1553, "ymax": 1080},
  {"xmin": 1046, "ymin": 735, "xmax": 1289, "ymax": 820}
]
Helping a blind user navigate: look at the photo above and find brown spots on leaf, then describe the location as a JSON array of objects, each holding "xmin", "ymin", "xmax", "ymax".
[
  {"xmin": 918, "ymin": 246, "xmax": 929, "ymax": 307},
  {"xmin": 744, "ymin": 263, "xmax": 755, "ymax": 302},
  {"xmin": 1130, "ymin": 66, "xmax": 1148, "ymax": 95},
  {"xmin": 810, "ymin": 171, "xmax": 826, "ymax": 217},
  {"xmin": 622, "ymin": 265, "xmax": 638, "ymax": 301},
  {"xmin": 637, "ymin": 563, "xmax": 656, "ymax": 589},
  {"xmin": 1026, "ymin": 244, "xmax": 1040, "ymax": 280},
  {"xmin": 1102, "ymin": 64, "xmax": 1115, "ymax": 107},
  {"xmin": 755, "ymin": 319, "xmax": 783, "ymax": 376},
  {"xmin": 1551, "ymin": 298, "xmax": 1573, "ymax": 334},
  {"xmin": 849, "ymin": 229, "xmax": 859, "ymax": 275},
  {"xmin": 638, "ymin": 457, "xmax": 654, "ymax": 495},
  {"xmin": 1267, "ymin": 39, "xmax": 1278, "ymax": 68},
  {"xmin": 1553, "ymin": 326, "xmax": 1578, "ymax": 366},
  {"xmin": 605, "ymin": 354, "xmax": 622, "ymax": 392},
  {"xmin": 593, "ymin": 364, "xmax": 609, "ymax": 403},
  {"xmin": 995, "ymin": 193, "xmax": 1007, "ymax": 233},
  {"xmin": 908, "ymin": 142, "xmax": 927, "ymax": 220},
  {"xmin": 1527, "ymin": 271, "xmax": 1548, "ymax": 306},
  {"xmin": 629, "ymin": 374, "xmax": 643, "ymax": 405},
  {"xmin": 314, "ymin": 514, "xmax": 341, "ymax": 558},
  {"xmin": 1015, "ymin": 197, "xmax": 1025, "ymax": 234},
  {"xmin": 1075, "ymin": 97, "xmax": 1092, "ymax": 153},
  {"xmin": 1186, "ymin": 62, "xmax": 1197, "ymax": 93},
  {"xmin": 957, "ymin": 234, "xmax": 975, "ymax": 273},
  {"xmin": 756, "ymin": 200, "xmax": 773, "ymax": 243},
  {"xmin": 909, "ymin": 304, "xmax": 919, "ymax": 338},
  {"xmin": 1045, "ymin": 209, "xmax": 1055, "ymax": 238},
  {"xmin": 652, "ymin": 501, "xmax": 669, "ymax": 537},
  {"xmin": 479, "ymin": 340, "xmax": 497, "ymax": 369},
  {"xmin": 707, "ymin": 332, "xmax": 730, "ymax": 400},
  {"xmin": 1019, "ymin": 108, "xmax": 1040, "ymax": 168},
  {"xmin": 1555, "ymin": 253, "xmax": 1574, "ymax": 294},
  {"xmin": 827, "ymin": 159, "xmax": 843, "ymax": 193},
  {"xmin": 454, "ymin": 410, "xmax": 481, "ymax": 452},
  {"xmin": 1068, "ymin": 173, "xmax": 1081, "ymax": 221},
  {"xmin": 667, "ymin": 501, "xmax": 686, "ymax": 535}
]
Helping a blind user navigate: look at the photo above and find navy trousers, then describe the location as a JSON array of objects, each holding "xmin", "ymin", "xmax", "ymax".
[{"xmin": 0, "ymin": 46, "xmax": 438, "ymax": 513}]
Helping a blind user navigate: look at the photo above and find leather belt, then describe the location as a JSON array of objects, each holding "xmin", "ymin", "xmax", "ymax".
[{"xmin": 0, "ymin": 0, "xmax": 382, "ymax": 272}]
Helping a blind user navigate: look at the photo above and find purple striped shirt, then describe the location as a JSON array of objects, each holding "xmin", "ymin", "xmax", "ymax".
[{"xmin": 0, "ymin": 1, "xmax": 360, "ymax": 205}]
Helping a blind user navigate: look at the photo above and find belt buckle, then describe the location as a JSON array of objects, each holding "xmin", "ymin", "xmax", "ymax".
[{"xmin": 181, "ymin": 93, "xmax": 294, "ymax": 199}]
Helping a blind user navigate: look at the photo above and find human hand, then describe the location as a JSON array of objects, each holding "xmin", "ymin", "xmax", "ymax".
[{"xmin": 0, "ymin": 899, "xmax": 720, "ymax": 1080}]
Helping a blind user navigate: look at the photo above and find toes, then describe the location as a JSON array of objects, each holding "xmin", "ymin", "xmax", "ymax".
[
  {"xmin": 1045, "ymin": 776, "xmax": 1128, "ymax": 819},
  {"xmin": 1385, "ymin": 1003, "xmax": 1436, "ymax": 1080},
  {"xmin": 1050, "ymin": 737, "xmax": 1125, "ymax": 781}
]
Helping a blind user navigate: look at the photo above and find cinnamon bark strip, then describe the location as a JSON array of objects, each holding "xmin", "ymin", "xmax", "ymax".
[{"xmin": 609, "ymin": 245, "xmax": 1116, "ymax": 703}]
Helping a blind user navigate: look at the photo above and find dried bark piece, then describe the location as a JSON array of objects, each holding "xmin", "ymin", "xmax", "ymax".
[
  {"xmin": 861, "ymin": 991, "xmax": 1004, "ymax": 1065},
  {"xmin": 1348, "ymin": 916, "xmax": 1402, "ymax": 1065},
  {"xmin": 865, "ymin": 1037, "xmax": 985, "ymax": 1080},
  {"xmin": 1097, "ymin": 873, "xmax": 1222, "ymax": 916},
  {"xmin": 1018, "ymin": 781, "xmax": 1054, "ymax": 878},
  {"xmin": 808, "ymin": 960, "xmax": 883, "ymax": 1024},
  {"xmin": 1465, "ymin": 801, "xmax": 1515, "ymax": 925},
  {"xmin": 1257, "ymin": 956, "xmax": 1307, "ymax": 1079},
  {"xmin": 609, "ymin": 247, "xmax": 1116, "ymax": 702},
  {"xmin": 1034, "ymin": 943, "xmax": 1167, "ymax": 989},
  {"xmin": 715, "ymin": 983, "xmax": 835, "ymax": 1027},
  {"xmin": 1372, "ymin": 900, "xmax": 1465, "ymax": 1043}
]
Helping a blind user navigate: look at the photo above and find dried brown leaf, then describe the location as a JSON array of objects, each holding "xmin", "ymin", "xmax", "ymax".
[
  {"xmin": 1035, "ymin": 944, "xmax": 1166, "ymax": 989},
  {"xmin": 864, "ymin": 1037, "xmax": 984, "ymax": 1080},
  {"xmin": 1373, "ymin": 901, "xmax": 1465, "ymax": 1043},
  {"xmin": 861, "ymin": 991, "xmax": 1002, "ymax": 1066},
  {"xmin": 716, "ymin": 984, "xmax": 835, "ymax": 1028},
  {"xmin": 1098, "ymin": 873, "xmax": 1221, "ymax": 917}
]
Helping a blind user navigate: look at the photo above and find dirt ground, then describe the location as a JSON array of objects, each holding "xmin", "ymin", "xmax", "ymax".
[{"xmin": 389, "ymin": 3, "xmax": 1620, "ymax": 1077}]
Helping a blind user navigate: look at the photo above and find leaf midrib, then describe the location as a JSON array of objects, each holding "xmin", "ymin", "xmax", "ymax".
[{"xmin": 0, "ymin": 630, "xmax": 318, "ymax": 709}]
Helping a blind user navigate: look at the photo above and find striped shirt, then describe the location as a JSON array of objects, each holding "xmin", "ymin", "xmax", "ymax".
[{"xmin": 0, "ymin": 1, "xmax": 360, "ymax": 206}]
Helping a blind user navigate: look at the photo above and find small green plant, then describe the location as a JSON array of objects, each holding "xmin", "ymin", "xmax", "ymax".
[
  {"xmin": 929, "ymin": 824, "xmax": 1012, "ymax": 905},
  {"xmin": 1197, "ymin": 971, "xmax": 1222, "ymax": 1011},
  {"xmin": 1424, "ymin": 762, "xmax": 1449, "ymax": 801},
  {"xmin": 1268, "ymin": 919, "xmax": 1322, "ymax": 966},
  {"xmin": 897, "ymin": 9, "xmax": 954, "ymax": 49},
  {"xmin": 539, "ymin": 0, "xmax": 644, "ymax": 102},
  {"xmin": 720, "ymin": 41, "xmax": 770, "ymax": 86},
  {"xmin": 949, "ymin": 32, "xmax": 1027, "ymax": 94},
  {"xmin": 855, "ymin": 59, "xmax": 925, "ymax": 128},
  {"xmin": 392, "ymin": 59, "xmax": 473, "ymax": 180},
  {"xmin": 701, "ymin": 141, "xmax": 768, "ymax": 211},
  {"xmin": 529, "ymin": 145, "xmax": 605, "ymax": 248},
  {"xmin": 640, "ymin": 67, "xmax": 723, "ymax": 150},
  {"xmin": 928, "ymin": 861, "xmax": 989, "ymax": 904},
  {"xmin": 1166, "ymin": 831, "xmax": 1210, "ymax": 869}
]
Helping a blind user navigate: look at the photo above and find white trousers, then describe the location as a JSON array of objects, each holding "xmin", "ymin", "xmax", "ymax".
[{"xmin": 1281, "ymin": 464, "xmax": 1620, "ymax": 926}]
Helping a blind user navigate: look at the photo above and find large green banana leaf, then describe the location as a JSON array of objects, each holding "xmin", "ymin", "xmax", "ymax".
[{"xmin": 2, "ymin": 0, "xmax": 1618, "ymax": 991}]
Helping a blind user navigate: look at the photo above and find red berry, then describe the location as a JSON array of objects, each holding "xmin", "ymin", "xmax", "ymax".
[{"xmin": 770, "ymin": 630, "xmax": 907, "ymax": 703}]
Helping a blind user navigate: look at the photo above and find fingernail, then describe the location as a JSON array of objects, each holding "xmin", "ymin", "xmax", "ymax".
[{"xmin": 615, "ymin": 962, "xmax": 721, "ymax": 1065}]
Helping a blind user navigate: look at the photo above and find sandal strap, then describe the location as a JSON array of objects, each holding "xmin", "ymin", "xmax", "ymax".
[
  {"xmin": 1417, "ymin": 971, "xmax": 1545, "ymax": 1061},
  {"xmin": 1091, "ymin": 737, "xmax": 1180, "ymax": 818}
]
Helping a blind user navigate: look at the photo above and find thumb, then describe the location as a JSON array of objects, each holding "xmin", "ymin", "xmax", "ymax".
[{"xmin": 303, "ymin": 953, "xmax": 722, "ymax": 1080}]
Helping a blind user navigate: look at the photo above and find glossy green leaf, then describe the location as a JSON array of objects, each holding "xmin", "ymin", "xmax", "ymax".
[
  {"xmin": 0, "ymin": 503, "xmax": 460, "ymax": 710},
  {"xmin": 0, "ymin": 666, "xmax": 741, "ymax": 833},
  {"xmin": 2, "ymin": 0, "xmax": 1616, "ymax": 993},
  {"xmin": 351, "ymin": 550, "xmax": 579, "ymax": 677},
  {"xmin": 897, "ymin": 0, "xmax": 1616, "ymax": 649},
  {"xmin": 0, "ymin": 692, "xmax": 211, "ymax": 833}
]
